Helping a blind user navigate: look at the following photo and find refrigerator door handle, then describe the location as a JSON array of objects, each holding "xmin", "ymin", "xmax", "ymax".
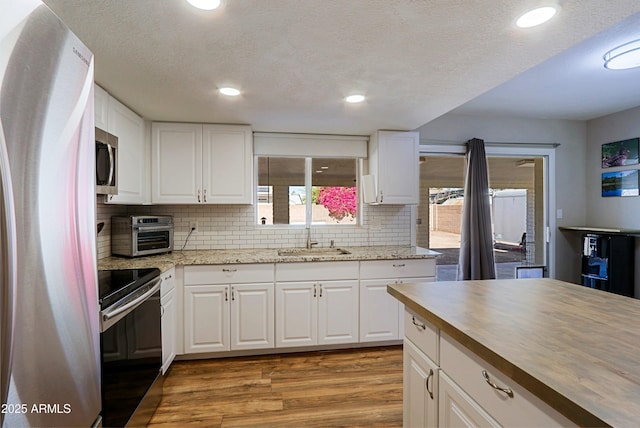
[{"xmin": 0, "ymin": 123, "xmax": 18, "ymax": 422}]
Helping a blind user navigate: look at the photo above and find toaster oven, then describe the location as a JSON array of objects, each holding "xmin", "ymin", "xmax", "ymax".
[{"xmin": 111, "ymin": 215, "xmax": 174, "ymax": 257}]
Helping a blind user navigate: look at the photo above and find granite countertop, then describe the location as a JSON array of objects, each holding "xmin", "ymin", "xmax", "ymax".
[
  {"xmin": 388, "ymin": 278, "xmax": 640, "ymax": 427},
  {"xmin": 97, "ymin": 245, "xmax": 440, "ymax": 271}
]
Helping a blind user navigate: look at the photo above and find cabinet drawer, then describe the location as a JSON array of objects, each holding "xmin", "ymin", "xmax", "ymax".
[
  {"xmin": 404, "ymin": 309, "xmax": 438, "ymax": 364},
  {"xmin": 440, "ymin": 333, "xmax": 574, "ymax": 427},
  {"xmin": 276, "ymin": 261, "xmax": 358, "ymax": 281},
  {"xmin": 360, "ymin": 259, "xmax": 435, "ymax": 279},
  {"xmin": 184, "ymin": 264, "xmax": 274, "ymax": 285},
  {"xmin": 160, "ymin": 268, "xmax": 176, "ymax": 297}
]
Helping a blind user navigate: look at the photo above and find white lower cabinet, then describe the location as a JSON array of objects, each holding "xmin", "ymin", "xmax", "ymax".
[
  {"xmin": 160, "ymin": 268, "xmax": 176, "ymax": 374},
  {"xmin": 275, "ymin": 262, "xmax": 359, "ymax": 348},
  {"xmin": 403, "ymin": 310, "xmax": 575, "ymax": 427},
  {"xmin": 439, "ymin": 371, "xmax": 499, "ymax": 428},
  {"xmin": 183, "ymin": 264, "xmax": 275, "ymax": 354},
  {"xmin": 360, "ymin": 259, "xmax": 436, "ymax": 342},
  {"xmin": 404, "ymin": 339, "xmax": 439, "ymax": 428}
]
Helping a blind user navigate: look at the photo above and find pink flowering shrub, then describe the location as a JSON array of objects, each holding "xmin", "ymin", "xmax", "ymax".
[{"xmin": 316, "ymin": 187, "xmax": 357, "ymax": 221}]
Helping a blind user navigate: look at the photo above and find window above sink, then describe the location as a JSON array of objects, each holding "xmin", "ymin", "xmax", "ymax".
[{"xmin": 254, "ymin": 132, "xmax": 368, "ymax": 228}]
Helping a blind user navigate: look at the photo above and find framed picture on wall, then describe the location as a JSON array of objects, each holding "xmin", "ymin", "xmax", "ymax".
[
  {"xmin": 602, "ymin": 137, "xmax": 639, "ymax": 168},
  {"xmin": 601, "ymin": 169, "xmax": 639, "ymax": 197}
]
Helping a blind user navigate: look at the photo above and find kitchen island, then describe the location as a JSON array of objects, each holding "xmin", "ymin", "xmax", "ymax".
[{"xmin": 387, "ymin": 278, "xmax": 640, "ymax": 427}]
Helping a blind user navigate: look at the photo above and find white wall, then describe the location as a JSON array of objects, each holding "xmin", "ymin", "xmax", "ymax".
[
  {"xmin": 586, "ymin": 105, "xmax": 640, "ymax": 297},
  {"xmin": 97, "ymin": 200, "xmax": 412, "ymax": 259},
  {"xmin": 416, "ymin": 113, "xmax": 588, "ymax": 282}
]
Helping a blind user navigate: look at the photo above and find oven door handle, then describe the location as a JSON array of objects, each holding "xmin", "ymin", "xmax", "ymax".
[
  {"xmin": 132, "ymin": 225, "xmax": 172, "ymax": 232},
  {"xmin": 102, "ymin": 278, "xmax": 161, "ymax": 325}
]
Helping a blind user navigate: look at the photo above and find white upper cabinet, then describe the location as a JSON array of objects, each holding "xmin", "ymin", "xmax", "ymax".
[
  {"xmin": 94, "ymin": 84, "xmax": 109, "ymax": 130},
  {"xmin": 151, "ymin": 122, "xmax": 253, "ymax": 204},
  {"xmin": 364, "ymin": 130, "xmax": 419, "ymax": 205},
  {"xmin": 95, "ymin": 84, "xmax": 147, "ymax": 204},
  {"xmin": 151, "ymin": 122, "xmax": 202, "ymax": 204},
  {"xmin": 202, "ymin": 125, "xmax": 253, "ymax": 204},
  {"xmin": 106, "ymin": 97, "xmax": 146, "ymax": 204}
]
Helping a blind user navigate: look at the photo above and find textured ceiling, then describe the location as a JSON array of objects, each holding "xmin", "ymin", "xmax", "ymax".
[
  {"xmin": 453, "ymin": 12, "xmax": 640, "ymax": 120},
  {"xmin": 43, "ymin": 0, "xmax": 640, "ymax": 134}
]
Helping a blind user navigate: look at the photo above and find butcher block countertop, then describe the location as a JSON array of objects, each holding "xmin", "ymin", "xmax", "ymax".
[
  {"xmin": 387, "ymin": 278, "xmax": 640, "ymax": 427},
  {"xmin": 98, "ymin": 245, "xmax": 439, "ymax": 272}
]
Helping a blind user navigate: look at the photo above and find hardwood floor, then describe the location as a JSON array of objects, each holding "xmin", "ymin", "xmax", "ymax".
[{"xmin": 148, "ymin": 346, "xmax": 403, "ymax": 427}]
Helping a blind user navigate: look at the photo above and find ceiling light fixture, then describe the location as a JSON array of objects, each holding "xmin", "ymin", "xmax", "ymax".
[
  {"xmin": 219, "ymin": 87, "xmax": 240, "ymax": 96},
  {"xmin": 345, "ymin": 94, "xmax": 365, "ymax": 103},
  {"xmin": 603, "ymin": 39, "xmax": 640, "ymax": 70},
  {"xmin": 186, "ymin": 0, "xmax": 221, "ymax": 10},
  {"xmin": 516, "ymin": 6, "xmax": 557, "ymax": 28}
]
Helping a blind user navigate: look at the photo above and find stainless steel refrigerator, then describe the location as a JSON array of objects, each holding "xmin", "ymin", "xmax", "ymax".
[{"xmin": 0, "ymin": 1, "xmax": 101, "ymax": 426}]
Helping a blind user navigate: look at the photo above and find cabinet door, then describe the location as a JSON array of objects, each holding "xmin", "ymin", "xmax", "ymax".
[
  {"xmin": 378, "ymin": 131, "xmax": 418, "ymax": 204},
  {"xmin": 439, "ymin": 372, "xmax": 500, "ymax": 428},
  {"xmin": 106, "ymin": 97, "xmax": 146, "ymax": 204},
  {"xmin": 231, "ymin": 283, "xmax": 274, "ymax": 350},
  {"xmin": 151, "ymin": 123, "xmax": 202, "ymax": 204},
  {"xmin": 161, "ymin": 287, "xmax": 176, "ymax": 374},
  {"xmin": 404, "ymin": 339, "xmax": 439, "ymax": 428},
  {"xmin": 318, "ymin": 280, "xmax": 359, "ymax": 345},
  {"xmin": 94, "ymin": 84, "xmax": 109, "ymax": 130},
  {"xmin": 202, "ymin": 125, "xmax": 253, "ymax": 204},
  {"xmin": 359, "ymin": 279, "xmax": 399, "ymax": 342},
  {"xmin": 184, "ymin": 285, "xmax": 229, "ymax": 353},
  {"xmin": 275, "ymin": 282, "xmax": 317, "ymax": 348}
]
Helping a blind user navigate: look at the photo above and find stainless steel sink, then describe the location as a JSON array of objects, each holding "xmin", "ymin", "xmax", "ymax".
[{"xmin": 277, "ymin": 248, "xmax": 351, "ymax": 256}]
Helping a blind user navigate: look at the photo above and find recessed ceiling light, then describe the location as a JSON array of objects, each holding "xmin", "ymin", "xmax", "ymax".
[
  {"xmin": 516, "ymin": 6, "xmax": 557, "ymax": 28},
  {"xmin": 345, "ymin": 94, "xmax": 365, "ymax": 103},
  {"xmin": 219, "ymin": 87, "xmax": 240, "ymax": 96},
  {"xmin": 321, "ymin": 166, "xmax": 329, "ymax": 169},
  {"xmin": 186, "ymin": 0, "xmax": 221, "ymax": 10},
  {"xmin": 603, "ymin": 39, "xmax": 640, "ymax": 70}
]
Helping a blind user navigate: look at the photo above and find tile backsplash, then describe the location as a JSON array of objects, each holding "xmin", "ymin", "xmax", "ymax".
[{"xmin": 97, "ymin": 201, "xmax": 411, "ymax": 260}]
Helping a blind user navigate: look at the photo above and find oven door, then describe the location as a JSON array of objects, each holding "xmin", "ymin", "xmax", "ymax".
[
  {"xmin": 100, "ymin": 280, "xmax": 162, "ymax": 427},
  {"xmin": 134, "ymin": 226, "xmax": 174, "ymax": 256}
]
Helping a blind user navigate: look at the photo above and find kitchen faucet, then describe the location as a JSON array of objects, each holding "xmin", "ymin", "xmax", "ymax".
[{"xmin": 306, "ymin": 227, "xmax": 318, "ymax": 249}]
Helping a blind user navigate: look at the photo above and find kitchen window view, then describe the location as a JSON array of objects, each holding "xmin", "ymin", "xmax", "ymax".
[
  {"xmin": 418, "ymin": 155, "xmax": 546, "ymax": 281},
  {"xmin": 256, "ymin": 156, "xmax": 358, "ymax": 226}
]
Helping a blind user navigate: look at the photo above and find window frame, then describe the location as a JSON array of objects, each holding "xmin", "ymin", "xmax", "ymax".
[{"xmin": 255, "ymin": 155, "xmax": 361, "ymax": 227}]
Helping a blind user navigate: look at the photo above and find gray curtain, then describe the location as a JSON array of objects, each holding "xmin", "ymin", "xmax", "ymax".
[{"xmin": 457, "ymin": 138, "xmax": 496, "ymax": 280}]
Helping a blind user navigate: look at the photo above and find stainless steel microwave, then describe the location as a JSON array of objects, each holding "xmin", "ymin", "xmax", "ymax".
[
  {"xmin": 111, "ymin": 215, "xmax": 174, "ymax": 257},
  {"xmin": 96, "ymin": 127, "xmax": 118, "ymax": 195}
]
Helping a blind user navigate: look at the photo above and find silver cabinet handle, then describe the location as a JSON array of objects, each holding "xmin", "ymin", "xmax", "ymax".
[
  {"xmin": 224, "ymin": 288, "xmax": 228, "ymax": 302},
  {"xmin": 164, "ymin": 274, "xmax": 173, "ymax": 280},
  {"xmin": 197, "ymin": 189, "xmax": 201, "ymax": 203},
  {"xmin": 319, "ymin": 284, "xmax": 323, "ymax": 297},
  {"xmin": 203, "ymin": 188, "xmax": 207, "ymax": 203},
  {"xmin": 313, "ymin": 284, "xmax": 317, "ymax": 298},
  {"xmin": 380, "ymin": 191, "xmax": 383, "ymax": 203},
  {"xmin": 393, "ymin": 263, "xmax": 406, "ymax": 268},
  {"xmin": 425, "ymin": 369, "xmax": 434, "ymax": 399},
  {"xmin": 412, "ymin": 316, "xmax": 426, "ymax": 331},
  {"xmin": 482, "ymin": 370, "xmax": 513, "ymax": 398},
  {"xmin": 231, "ymin": 287, "xmax": 235, "ymax": 301},
  {"xmin": 222, "ymin": 268, "xmax": 237, "ymax": 273}
]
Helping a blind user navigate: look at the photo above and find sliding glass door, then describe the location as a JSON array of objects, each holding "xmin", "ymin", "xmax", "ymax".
[{"xmin": 418, "ymin": 151, "xmax": 551, "ymax": 281}]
